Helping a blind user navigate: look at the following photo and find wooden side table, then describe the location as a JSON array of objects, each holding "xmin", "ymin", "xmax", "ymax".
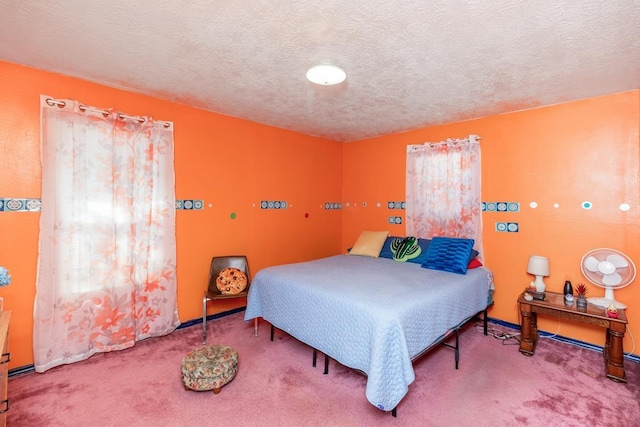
[
  {"xmin": 517, "ymin": 291, "xmax": 627, "ymax": 383},
  {"xmin": 0, "ymin": 312, "xmax": 10, "ymax": 427}
]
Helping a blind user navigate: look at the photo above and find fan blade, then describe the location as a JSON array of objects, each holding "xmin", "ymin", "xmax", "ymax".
[
  {"xmin": 598, "ymin": 261, "xmax": 616, "ymax": 275},
  {"xmin": 602, "ymin": 272, "xmax": 622, "ymax": 286},
  {"xmin": 584, "ymin": 256, "xmax": 600, "ymax": 272},
  {"xmin": 607, "ymin": 253, "xmax": 628, "ymax": 268}
]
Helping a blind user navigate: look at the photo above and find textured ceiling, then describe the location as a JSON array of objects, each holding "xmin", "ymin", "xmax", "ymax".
[{"xmin": 0, "ymin": 1, "xmax": 638, "ymax": 142}]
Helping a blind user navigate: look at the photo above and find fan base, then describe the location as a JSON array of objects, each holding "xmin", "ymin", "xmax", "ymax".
[{"xmin": 587, "ymin": 297, "xmax": 626, "ymax": 310}]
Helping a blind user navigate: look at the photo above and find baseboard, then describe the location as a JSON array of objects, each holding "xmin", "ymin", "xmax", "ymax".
[
  {"xmin": 178, "ymin": 306, "xmax": 247, "ymax": 330},
  {"xmin": 486, "ymin": 316, "xmax": 640, "ymax": 363},
  {"xmin": 9, "ymin": 307, "xmax": 248, "ymax": 378},
  {"xmin": 8, "ymin": 364, "xmax": 35, "ymax": 378},
  {"xmin": 9, "ymin": 309, "xmax": 638, "ymax": 378}
]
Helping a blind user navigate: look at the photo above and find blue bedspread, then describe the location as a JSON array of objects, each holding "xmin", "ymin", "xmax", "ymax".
[{"xmin": 244, "ymin": 254, "xmax": 493, "ymax": 411}]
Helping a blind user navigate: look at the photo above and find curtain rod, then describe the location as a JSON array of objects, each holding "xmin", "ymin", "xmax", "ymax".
[{"xmin": 45, "ymin": 97, "xmax": 171, "ymax": 128}]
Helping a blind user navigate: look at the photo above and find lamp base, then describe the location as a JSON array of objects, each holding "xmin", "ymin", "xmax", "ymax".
[
  {"xmin": 525, "ymin": 288, "xmax": 546, "ymax": 301},
  {"xmin": 532, "ymin": 277, "xmax": 546, "ymax": 293}
]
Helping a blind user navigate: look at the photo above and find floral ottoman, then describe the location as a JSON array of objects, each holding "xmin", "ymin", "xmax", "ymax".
[{"xmin": 181, "ymin": 345, "xmax": 238, "ymax": 393}]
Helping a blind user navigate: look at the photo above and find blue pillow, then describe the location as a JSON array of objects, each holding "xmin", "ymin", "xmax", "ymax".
[
  {"xmin": 421, "ymin": 237, "xmax": 475, "ymax": 274},
  {"xmin": 380, "ymin": 236, "xmax": 431, "ymax": 264},
  {"xmin": 379, "ymin": 236, "xmax": 401, "ymax": 259}
]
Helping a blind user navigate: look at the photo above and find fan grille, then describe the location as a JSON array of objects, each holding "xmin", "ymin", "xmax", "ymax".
[
  {"xmin": 580, "ymin": 248, "xmax": 636, "ymax": 289},
  {"xmin": 580, "ymin": 248, "xmax": 636, "ymax": 309}
]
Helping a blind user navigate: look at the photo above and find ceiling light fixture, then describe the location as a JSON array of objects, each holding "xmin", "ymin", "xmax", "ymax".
[{"xmin": 306, "ymin": 64, "xmax": 346, "ymax": 86}]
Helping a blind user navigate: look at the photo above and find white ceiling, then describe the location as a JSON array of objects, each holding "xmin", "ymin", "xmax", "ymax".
[{"xmin": 0, "ymin": 1, "xmax": 638, "ymax": 142}]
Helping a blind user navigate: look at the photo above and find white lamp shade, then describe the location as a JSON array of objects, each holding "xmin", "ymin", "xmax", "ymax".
[
  {"xmin": 527, "ymin": 256, "xmax": 550, "ymax": 276},
  {"xmin": 527, "ymin": 255, "xmax": 549, "ymax": 292}
]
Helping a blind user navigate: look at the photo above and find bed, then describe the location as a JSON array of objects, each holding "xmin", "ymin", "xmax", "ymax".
[{"xmin": 244, "ymin": 241, "xmax": 493, "ymax": 412}]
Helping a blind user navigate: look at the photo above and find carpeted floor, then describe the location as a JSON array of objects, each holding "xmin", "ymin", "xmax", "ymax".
[{"xmin": 8, "ymin": 312, "xmax": 640, "ymax": 426}]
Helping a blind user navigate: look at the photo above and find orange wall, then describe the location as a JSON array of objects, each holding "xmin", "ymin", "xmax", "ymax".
[
  {"xmin": 0, "ymin": 61, "xmax": 343, "ymax": 369},
  {"xmin": 343, "ymin": 91, "xmax": 640, "ymax": 352},
  {"xmin": 2, "ymin": 58, "xmax": 639, "ymax": 370}
]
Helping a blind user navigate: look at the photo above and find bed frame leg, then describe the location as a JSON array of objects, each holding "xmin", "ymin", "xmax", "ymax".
[
  {"xmin": 391, "ymin": 407, "xmax": 397, "ymax": 417},
  {"xmin": 311, "ymin": 349, "xmax": 328, "ymax": 373},
  {"xmin": 483, "ymin": 307, "xmax": 489, "ymax": 335},
  {"xmin": 454, "ymin": 328, "xmax": 460, "ymax": 369},
  {"xmin": 254, "ymin": 318, "xmax": 258, "ymax": 337},
  {"xmin": 441, "ymin": 327, "xmax": 461, "ymax": 369},
  {"xmin": 270, "ymin": 324, "xmax": 274, "ymax": 341}
]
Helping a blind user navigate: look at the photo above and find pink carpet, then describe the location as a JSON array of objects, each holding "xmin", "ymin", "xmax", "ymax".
[{"xmin": 8, "ymin": 312, "xmax": 640, "ymax": 426}]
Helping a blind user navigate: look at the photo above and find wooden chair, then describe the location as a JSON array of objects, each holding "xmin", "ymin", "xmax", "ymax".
[{"xmin": 202, "ymin": 255, "xmax": 251, "ymax": 344}]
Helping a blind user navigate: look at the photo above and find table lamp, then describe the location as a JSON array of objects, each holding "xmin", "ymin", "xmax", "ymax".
[{"xmin": 527, "ymin": 255, "xmax": 550, "ymax": 292}]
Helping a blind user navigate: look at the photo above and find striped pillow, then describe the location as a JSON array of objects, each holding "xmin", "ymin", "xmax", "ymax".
[{"xmin": 421, "ymin": 237, "xmax": 475, "ymax": 274}]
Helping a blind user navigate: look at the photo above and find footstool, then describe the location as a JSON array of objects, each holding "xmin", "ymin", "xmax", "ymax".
[{"xmin": 181, "ymin": 345, "xmax": 238, "ymax": 393}]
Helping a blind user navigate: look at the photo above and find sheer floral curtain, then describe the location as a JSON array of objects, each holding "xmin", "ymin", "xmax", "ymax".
[
  {"xmin": 35, "ymin": 95, "xmax": 180, "ymax": 372},
  {"xmin": 405, "ymin": 135, "xmax": 483, "ymax": 261}
]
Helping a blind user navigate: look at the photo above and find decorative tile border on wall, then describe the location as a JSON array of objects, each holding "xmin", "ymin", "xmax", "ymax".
[
  {"xmin": 175, "ymin": 199, "xmax": 204, "ymax": 210},
  {"xmin": 1, "ymin": 198, "xmax": 207, "ymax": 212},
  {"xmin": 387, "ymin": 201, "xmax": 405, "ymax": 209},
  {"xmin": 482, "ymin": 202, "xmax": 520, "ymax": 212},
  {"xmin": 495, "ymin": 222, "xmax": 519, "ymax": 232},
  {"xmin": 324, "ymin": 202, "xmax": 342, "ymax": 210},
  {"xmin": 388, "ymin": 216, "xmax": 403, "ymax": 224},
  {"xmin": 0, "ymin": 198, "xmax": 42, "ymax": 212},
  {"xmin": 260, "ymin": 200, "xmax": 288, "ymax": 209}
]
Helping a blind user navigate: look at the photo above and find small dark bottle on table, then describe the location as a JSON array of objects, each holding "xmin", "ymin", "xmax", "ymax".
[
  {"xmin": 563, "ymin": 280, "xmax": 574, "ymax": 305},
  {"xmin": 563, "ymin": 280, "xmax": 573, "ymax": 296}
]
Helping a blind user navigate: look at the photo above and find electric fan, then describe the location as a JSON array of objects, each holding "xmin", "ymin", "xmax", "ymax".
[{"xmin": 580, "ymin": 248, "xmax": 636, "ymax": 309}]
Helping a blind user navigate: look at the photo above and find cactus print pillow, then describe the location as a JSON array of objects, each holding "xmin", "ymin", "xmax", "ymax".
[
  {"xmin": 390, "ymin": 236, "xmax": 421, "ymax": 262},
  {"xmin": 380, "ymin": 236, "xmax": 432, "ymax": 264}
]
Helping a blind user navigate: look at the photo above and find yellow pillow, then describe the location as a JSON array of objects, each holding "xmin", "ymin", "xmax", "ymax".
[{"xmin": 348, "ymin": 231, "xmax": 390, "ymax": 257}]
